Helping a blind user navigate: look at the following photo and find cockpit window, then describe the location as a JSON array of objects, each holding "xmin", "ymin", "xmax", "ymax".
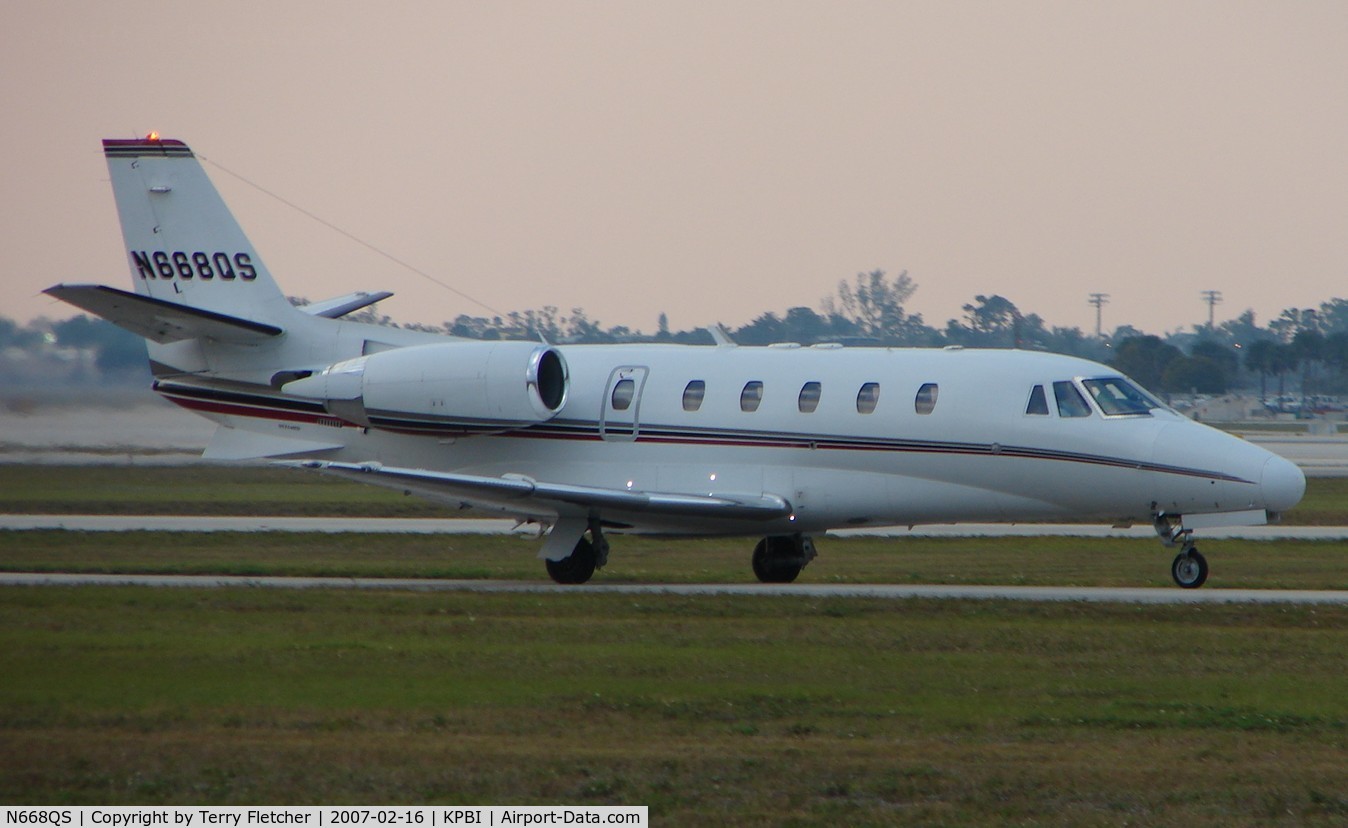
[
  {"xmin": 1025, "ymin": 385, "xmax": 1049, "ymax": 415},
  {"xmin": 1082, "ymin": 377, "xmax": 1158, "ymax": 416},
  {"xmin": 1053, "ymin": 380, "xmax": 1092, "ymax": 418}
]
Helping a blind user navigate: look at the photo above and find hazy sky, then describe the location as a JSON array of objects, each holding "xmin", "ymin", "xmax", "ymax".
[{"xmin": 5, "ymin": 1, "xmax": 1348, "ymax": 336}]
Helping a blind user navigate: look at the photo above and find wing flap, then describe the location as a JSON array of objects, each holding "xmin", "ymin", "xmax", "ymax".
[
  {"xmin": 44, "ymin": 284, "xmax": 283, "ymax": 344},
  {"xmin": 287, "ymin": 461, "xmax": 793, "ymax": 522},
  {"xmin": 204, "ymin": 426, "xmax": 343, "ymax": 461}
]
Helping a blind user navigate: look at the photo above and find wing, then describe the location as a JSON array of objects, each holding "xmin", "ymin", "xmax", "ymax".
[
  {"xmin": 287, "ymin": 460, "xmax": 793, "ymax": 524},
  {"xmin": 44, "ymin": 284, "xmax": 282, "ymax": 344}
]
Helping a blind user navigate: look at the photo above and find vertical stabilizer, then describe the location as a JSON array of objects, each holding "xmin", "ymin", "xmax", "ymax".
[{"xmin": 103, "ymin": 137, "xmax": 297, "ymax": 327}]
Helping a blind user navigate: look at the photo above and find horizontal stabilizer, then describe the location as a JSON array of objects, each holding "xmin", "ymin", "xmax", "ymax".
[
  {"xmin": 204, "ymin": 426, "xmax": 343, "ymax": 461},
  {"xmin": 297, "ymin": 291, "xmax": 394, "ymax": 319},
  {"xmin": 44, "ymin": 284, "xmax": 283, "ymax": 344},
  {"xmin": 287, "ymin": 461, "xmax": 793, "ymax": 522}
]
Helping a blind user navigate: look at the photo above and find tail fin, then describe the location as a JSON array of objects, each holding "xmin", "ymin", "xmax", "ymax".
[
  {"xmin": 102, "ymin": 137, "xmax": 298, "ymax": 328},
  {"xmin": 51, "ymin": 137, "xmax": 429, "ymax": 389}
]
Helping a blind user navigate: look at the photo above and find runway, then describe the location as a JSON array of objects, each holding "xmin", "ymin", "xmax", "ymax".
[
  {"xmin": 4, "ymin": 571, "xmax": 1347, "ymax": 604},
  {"xmin": 6, "ymin": 514, "xmax": 1348, "ymax": 539}
]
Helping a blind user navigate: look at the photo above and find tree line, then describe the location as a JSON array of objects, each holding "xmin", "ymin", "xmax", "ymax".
[{"xmin": 6, "ymin": 269, "xmax": 1348, "ymax": 401}]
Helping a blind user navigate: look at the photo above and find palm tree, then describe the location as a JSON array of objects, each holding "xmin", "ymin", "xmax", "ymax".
[{"xmin": 1243, "ymin": 339, "xmax": 1276, "ymax": 404}]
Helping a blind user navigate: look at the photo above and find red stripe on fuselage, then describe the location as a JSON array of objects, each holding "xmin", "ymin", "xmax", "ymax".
[
  {"xmin": 157, "ymin": 389, "xmax": 1253, "ymax": 485},
  {"xmin": 163, "ymin": 394, "xmax": 349, "ymax": 428}
]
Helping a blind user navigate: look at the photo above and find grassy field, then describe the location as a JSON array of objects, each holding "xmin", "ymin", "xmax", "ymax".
[
  {"xmin": 3, "ymin": 530, "xmax": 1348, "ymax": 590},
  {"xmin": 3, "ymin": 464, "xmax": 1348, "ymax": 524},
  {"xmin": 3, "ymin": 464, "xmax": 1348, "ymax": 822},
  {"xmin": 3, "ymin": 587, "xmax": 1348, "ymax": 824},
  {"xmin": 0, "ymin": 465, "xmax": 447, "ymax": 517}
]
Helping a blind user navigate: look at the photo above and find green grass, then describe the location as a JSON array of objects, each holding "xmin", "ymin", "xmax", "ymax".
[
  {"xmin": 0, "ymin": 465, "xmax": 448, "ymax": 517},
  {"xmin": 4, "ymin": 463, "xmax": 1348, "ymax": 821},
  {"xmin": 3, "ymin": 587, "xmax": 1348, "ymax": 824},
  {"xmin": 3, "ymin": 465, "xmax": 1348, "ymax": 524},
  {"xmin": 1279, "ymin": 476, "xmax": 1348, "ymax": 525},
  {"xmin": 3, "ymin": 531, "xmax": 1348, "ymax": 589}
]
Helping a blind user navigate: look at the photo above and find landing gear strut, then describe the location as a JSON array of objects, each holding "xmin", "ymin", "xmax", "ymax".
[
  {"xmin": 544, "ymin": 518, "xmax": 610, "ymax": 585},
  {"xmin": 751, "ymin": 534, "xmax": 817, "ymax": 583},
  {"xmin": 1154, "ymin": 512, "xmax": 1209, "ymax": 589}
]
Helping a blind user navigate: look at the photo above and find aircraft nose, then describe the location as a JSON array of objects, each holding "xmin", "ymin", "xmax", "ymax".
[{"xmin": 1261, "ymin": 453, "xmax": 1306, "ymax": 514}]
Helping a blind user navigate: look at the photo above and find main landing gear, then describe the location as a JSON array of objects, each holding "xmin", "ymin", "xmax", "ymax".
[
  {"xmin": 543, "ymin": 523, "xmax": 818, "ymax": 586},
  {"xmin": 751, "ymin": 534, "xmax": 817, "ymax": 583},
  {"xmin": 1154, "ymin": 512, "xmax": 1209, "ymax": 589},
  {"xmin": 544, "ymin": 519, "xmax": 610, "ymax": 585}
]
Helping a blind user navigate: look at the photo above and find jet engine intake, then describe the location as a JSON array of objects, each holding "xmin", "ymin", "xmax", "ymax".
[{"xmin": 282, "ymin": 341, "xmax": 569, "ymax": 433}]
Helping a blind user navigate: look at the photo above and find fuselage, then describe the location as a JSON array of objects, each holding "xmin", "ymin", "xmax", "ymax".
[{"xmin": 159, "ymin": 340, "xmax": 1306, "ymax": 537}]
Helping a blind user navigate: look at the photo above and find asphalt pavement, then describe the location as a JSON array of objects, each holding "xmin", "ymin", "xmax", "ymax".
[
  {"xmin": 6, "ymin": 514, "xmax": 1348, "ymax": 539},
  {"xmin": 4, "ymin": 571, "xmax": 1347, "ymax": 604}
]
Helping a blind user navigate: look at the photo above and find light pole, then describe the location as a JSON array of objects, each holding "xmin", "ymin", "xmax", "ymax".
[
  {"xmin": 1088, "ymin": 293, "xmax": 1110, "ymax": 338},
  {"xmin": 1201, "ymin": 290, "xmax": 1223, "ymax": 331}
]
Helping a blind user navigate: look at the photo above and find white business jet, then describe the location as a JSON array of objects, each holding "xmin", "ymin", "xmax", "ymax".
[{"xmin": 47, "ymin": 136, "xmax": 1305, "ymax": 588}]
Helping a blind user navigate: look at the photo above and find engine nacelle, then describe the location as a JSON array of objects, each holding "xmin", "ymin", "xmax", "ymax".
[{"xmin": 283, "ymin": 341, "xmax": 568, "ymax": 433}]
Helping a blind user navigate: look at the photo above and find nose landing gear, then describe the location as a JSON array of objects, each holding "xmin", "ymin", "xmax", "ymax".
[
  {"xmin": 1154, "ymin": 512, "xmax": 1210, "ymax": 589},
  {"xmin": 1170, "ymin": 546, "xmax": 1209, "ymax": 589}
]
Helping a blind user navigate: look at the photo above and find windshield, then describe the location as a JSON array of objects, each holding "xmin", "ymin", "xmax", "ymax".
[{"xmin": 1081, "ymin": 377, "xmax": 1160, "ymax": 416}]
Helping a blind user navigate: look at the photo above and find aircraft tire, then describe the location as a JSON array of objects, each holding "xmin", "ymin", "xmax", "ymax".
[
  {"xmin": 752, "ymin": 536, "xmax": 803, "ymax": 584},
  {"xmin": 546, "ymin": 536, "xmax": 598, "ymax": 585},
  {"xmin": 1170, "ymin": 548, "xmax": 1208, "ymax": 589}
]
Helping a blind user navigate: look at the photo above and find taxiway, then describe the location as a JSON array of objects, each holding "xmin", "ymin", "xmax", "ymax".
[
  {"xmin": 6, "ymin": 514, "xmax": 1348, "ymax": 540},
  {"xmin": 4, "ymin": 572, "xmax": 1347, "ymax": 605}
]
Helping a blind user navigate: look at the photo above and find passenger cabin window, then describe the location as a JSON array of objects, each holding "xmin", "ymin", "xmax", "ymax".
[
  {"xmin": 914, "ymin": 383, "xmax": 938, "ymax": 415},
  {"xmin": 740, "ymin": 381, "xmax": 764, "ymax": 412},
  {"xmin": 1026, "ymin": 385, "xmax": 1049, "ymax": 415},
  {"xmin": 798, "ymin": 381, "xmax": 822, "ymax": 413},
  {"xmin": 1053, "ymin": 380, "xmax": 1092, "ymax": 418},
  {"xmin": 1082, "ymin": 377, "xmax": 1156, "ymax": 416},
  {"xmin": 610, "ymin": 378, "xmax": 636, "ymax": 411},
  {"xmin": 682, "ymin": 380, "xmax": 706, "ymax": 412},
  {"xmin": 856, "ymin": 382, "xmax": 880, "ymax": 414}
]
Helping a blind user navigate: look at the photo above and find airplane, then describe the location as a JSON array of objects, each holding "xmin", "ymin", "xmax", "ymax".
[{"xmin": 46, "ymin": 135, "xmax": 1306, "ymax": 588}]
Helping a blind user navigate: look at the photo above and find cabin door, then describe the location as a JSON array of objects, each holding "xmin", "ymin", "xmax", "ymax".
[{"xmin": 600, "ymin": 366, "xmax": 649, "ymax": 441}]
